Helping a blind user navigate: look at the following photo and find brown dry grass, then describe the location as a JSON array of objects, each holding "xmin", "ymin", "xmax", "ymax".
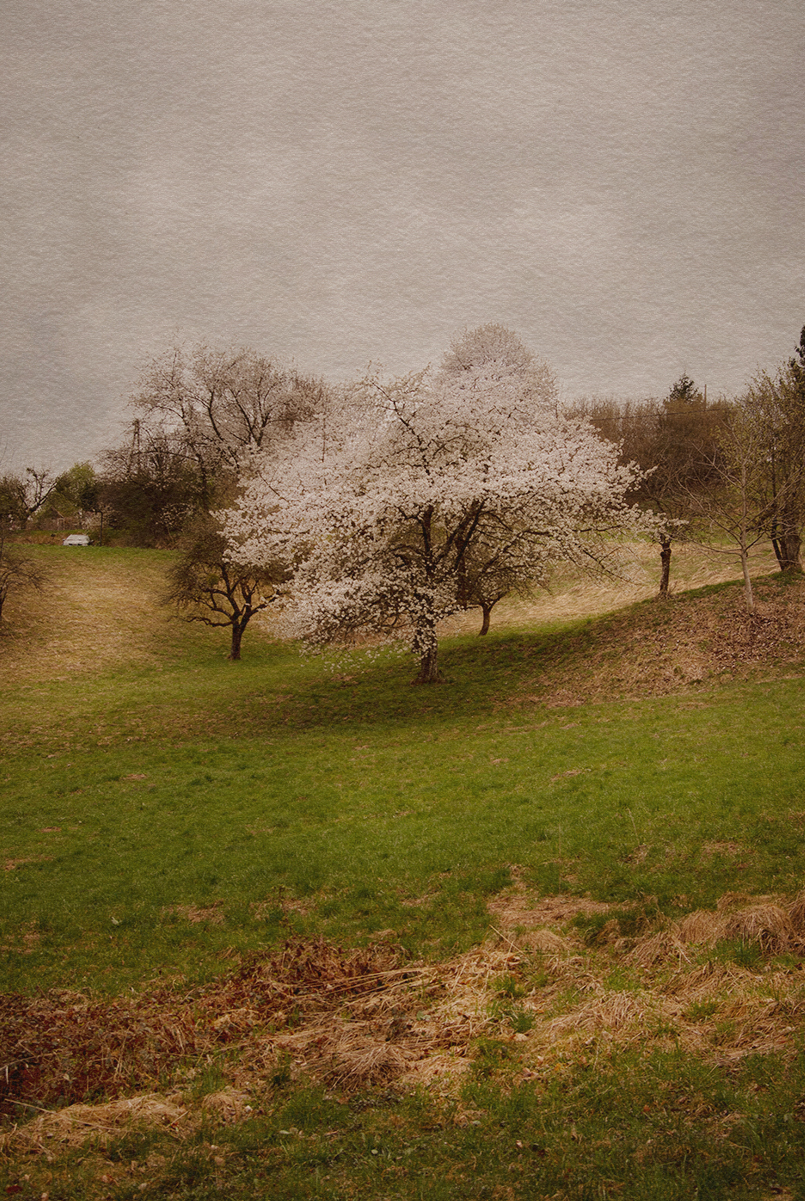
[
  {"xmin": 5, "ymin": 875, "xmax": 805, "ymax": 1155},
  {"xmin": 441, "ymin": 539, "xmax": 781, "ymax": 636},
  {"xmin": 506, "ymin": 573, "xmax": 805, "ymax": 706},
  {"xmin": 487, "ymin": 871, "xmax": 805, "ymax": 1068},
  {"xmin": 0, "ymin": 540, "xmax": 790, "ymax": 695},
  {"xmin": 162, "ymin": 904, "xmax": 226, "ymax": 926},
  {"xmin": 3, "ymin": 1094, "xmax": 191, "ymax": 1155},
  {"xmin": 0, "ymin": 546, "xmax": 175, "ymax": 685}
]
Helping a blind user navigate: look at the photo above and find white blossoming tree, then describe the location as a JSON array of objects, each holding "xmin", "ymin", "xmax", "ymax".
[{"xmin": 224, "ymin": 326, "xmax": 644, "ymax": 683}]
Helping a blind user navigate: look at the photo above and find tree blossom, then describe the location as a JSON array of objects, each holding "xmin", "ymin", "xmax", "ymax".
[{"xmin": 224, "ymin": 326, "xmax": 646, "ymax": 682}]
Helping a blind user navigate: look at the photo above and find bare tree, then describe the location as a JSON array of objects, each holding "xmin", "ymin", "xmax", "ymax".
[
  {"xmin": 738, "ymin": 336, "xmax": 805, "ymax": 573},
  {"xmin": 164, "ymin": 515, "xmax": 283, "ymax": 660},
  {"xmin": 100, "ymin": 345, "xmax": 328, "ymax": 546},
  {"xmin": 690, "ymin": 404, "xmax": 773, "ymax": 612},
  {"xmin": 456, "ymin": 523, "xmax": 545, "ymax": 635},
  {"xmin": 131, "ymin": 345, "xmax": 325, "ymax": 490},
  {"xmin": 0, "ymin": 530, "xmax": 46, "ymax": 625},
  {"xmin": 573, "ymin": 382, "xmax": 729, "ymax": 595},
  {"xmin": 0, "ymin": 468, "xmax": 56, "ymax": 528}
]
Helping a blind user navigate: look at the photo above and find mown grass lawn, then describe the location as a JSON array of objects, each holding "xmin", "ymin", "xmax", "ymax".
[
  {"xmin": 4, "ymin": 605, "xmax": 805, "ymax": 992},
  {"xmin": 2, "ymin": 545, "xmax": 805, "ymax": 1200}
]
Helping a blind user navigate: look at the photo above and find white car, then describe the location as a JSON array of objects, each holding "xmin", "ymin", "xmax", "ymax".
[{"xmin": 62, "ymin": 534, "xmax": 92, "ymax": 546}]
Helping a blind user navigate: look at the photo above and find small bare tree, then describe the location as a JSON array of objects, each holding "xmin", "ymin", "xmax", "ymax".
[
  {"xmin": 690, "ymin": 403, "xmax": 773, "ymax": 613},
  {"xmin": 0, "ymin": 469, "xmax": 56, "ymax": 528},
  {"xmin": 0, "ymin": 530, "xmax": 46, "ymax": 625},
  {"xmin": 739, "ymin": 347, "xmax": 805, "ymax": 574},
  {"xmin": 572, "ymin": 382, "xmax": 729, "ymax": 596},
  {"xmin": 164, "ymin": 515, "xmax": 283, "ymax": 660},
  {"xmin": 456, "ymin": 525, "xmax": 545, "ymax": 635}
]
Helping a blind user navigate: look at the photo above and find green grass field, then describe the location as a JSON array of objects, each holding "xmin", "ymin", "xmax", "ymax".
[{"xmin": 2, "ymin": 543, "xmax": 805, "ymax": 1199}]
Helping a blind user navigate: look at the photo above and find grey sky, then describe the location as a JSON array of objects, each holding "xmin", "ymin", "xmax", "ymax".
[{"xmin": 2, "ymin": 0, "xmax": 804, "ymax": 471}]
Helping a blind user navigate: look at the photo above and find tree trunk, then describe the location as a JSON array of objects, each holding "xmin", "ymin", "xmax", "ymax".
[
  {"xmin": 478, "ymin": 602, "xmax": 493, "ymax": 635},
  {"xmin": 412, "ymin": 609, "xmax": 441, "ymax": 683},
  {"xmin": 740, "ymin": 544, "xmax": 755, "ymax": 613},
  {"xmin": 778, "ymin": 531, "xmax": 802, "ymax": 573},
  {"xmin": 658, "ymin": 538, "xmax": 672, "ymax": 597},
  {"xmin": 414, "ymin": 643, "xmax": 440, "ymax": 683},
  {"xmin": 229, "ymin": 621, "xmax": 244, "ymax": 661}
]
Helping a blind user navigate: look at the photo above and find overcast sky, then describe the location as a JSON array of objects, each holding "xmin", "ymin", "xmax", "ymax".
[{"xmin": 2, "ymin": 0, "xmax": 804, "ymax": 472}]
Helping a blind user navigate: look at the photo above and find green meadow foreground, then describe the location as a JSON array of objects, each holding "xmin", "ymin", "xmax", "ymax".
[{"xmin": 3, "ymin": 544, "xmax": 805, "ymax": 1199}]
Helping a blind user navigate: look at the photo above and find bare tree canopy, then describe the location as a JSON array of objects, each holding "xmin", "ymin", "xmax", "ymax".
[
  {"xmin": 100, "ymin": 344, "xmax": 329, "ymax": 546},
  {"xmin": 572, "ymin": 379, "xmax": 730, "ymax": 595},
  {"xmin": 0, "ymin": 533, "xmax": 46, "ymax": 625},
  {"xmin": 131, "ymin": 345, "xmax": 325, "ymax": 478}
]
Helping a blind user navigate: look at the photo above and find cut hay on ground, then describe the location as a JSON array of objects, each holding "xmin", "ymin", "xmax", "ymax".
[
  {"xmin": 675, "ymin": 896, "xmax": 805, "ymax": 956},
  {"xmin": 0, "ymin": 1094, "xmax": 190, "ymax": 1155},
  {"xmin": 4, "ymin": 887, "xmax": 805, "ymax": 1154}
]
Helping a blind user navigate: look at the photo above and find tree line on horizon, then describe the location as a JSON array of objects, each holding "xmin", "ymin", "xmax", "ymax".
[{"xmin": 2, "ymin": 325, "xmax": 805, "ymax": 673}]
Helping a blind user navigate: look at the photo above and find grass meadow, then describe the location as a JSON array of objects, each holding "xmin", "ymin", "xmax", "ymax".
[{"xmin": 2, "ymin": 541, "xmax": 805, "ymax": 1199}]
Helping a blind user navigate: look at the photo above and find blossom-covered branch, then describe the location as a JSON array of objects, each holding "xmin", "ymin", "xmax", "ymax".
[{"xmin": 224, "ymin": 326, "xmax": 647, "ymax": 682}]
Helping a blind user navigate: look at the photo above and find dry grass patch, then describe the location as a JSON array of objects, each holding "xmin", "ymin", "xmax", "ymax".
[
  {"xmin": 2, "ymin": 856, "xmax": 52, "ymax": 873},
  {"xmin": 6, "ymin": 884, "xmax": 805, "ymax": 1154},
  {"xmin": 0, "ymin": 1094, "xmax": 191, "ymax": 1156},
  {"xmin": 441, "ymin": 540, "xmax": 780, "ymax": 636},
  {"xmin": 488, "ymin": 888, "xmax": 609, "ymax": 953},
  {"xmin": 5, "ymin": 885, "xmax": 805, "ymax": 1157},
  {"xmin": 676, "ymin": 895, "xmax": 805, "ymax": 956},
  {"xmin": 508, "ymin": 573, "xmax": 805, "ymax": 706},
  {"xmin": 701, "ymin": 840, "xmax": 747, "ymax": 859},
  {"xmin": 0, "ymin": 548, "xmax": 174, "ymax": 684},
  {"xmin": 0, "ymin": 924, "xmax": 40, "ymax": 955},
  {"xmin": 163, "ymin": 903, "xmax": 226, "ymax": 926},
  {"xmin": 482, "ymin": 871, "xmax": 805, "ymax": 1067}
]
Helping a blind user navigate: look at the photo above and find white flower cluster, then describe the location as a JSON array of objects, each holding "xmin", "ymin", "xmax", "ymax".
[{"xmin": 223, "ymin": 326, "xmax": 646, "ymax": 680}]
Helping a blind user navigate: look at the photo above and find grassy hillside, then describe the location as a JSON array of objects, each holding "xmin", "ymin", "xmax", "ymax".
[
  {"xmin": 0, "ymin": 536, "xmax": 782, "ymax": 681},
  {"xmin": 2, "ymin": 542, "xmax": 805, "ymax": 1200}
]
